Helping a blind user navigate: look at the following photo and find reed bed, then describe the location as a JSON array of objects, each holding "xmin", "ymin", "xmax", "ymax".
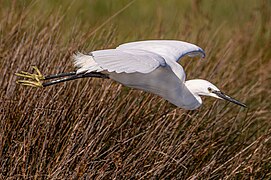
[{"xmin": 0, "ymin": 0, "xmax": 270, "ymax": 179}]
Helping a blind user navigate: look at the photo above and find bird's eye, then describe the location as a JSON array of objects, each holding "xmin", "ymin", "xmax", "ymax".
[{"xmin": 208, "ymin": 87, "xmax": 212, "ymax": 92}]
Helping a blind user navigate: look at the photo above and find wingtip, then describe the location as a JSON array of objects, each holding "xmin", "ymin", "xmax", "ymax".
[
  {"xmin": 199, "ymin": 48, "xmax": 206, "ymax": 58},
  {"xmin": 185, "ymin": 48, "xmax": 206, "ymax": 59}
]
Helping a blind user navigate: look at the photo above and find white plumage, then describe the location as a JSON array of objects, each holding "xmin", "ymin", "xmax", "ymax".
[
  {"xmin": 71, "ymin": 40, "xmax": 245, "ymax": 109},
  {"xmin": 74, "ymin": 40, "xmax": 204, "ymax": 80},
  {"xmin": 15, "ymin": 40, "xmax": 246, "ymax": 109},
  {"xmin": 91, "ymin": 49, "xmax": 166, "ymax": 73},
  {"xmin": 73, "ymin": 40, "xmax": 206, "ymax": 109}
]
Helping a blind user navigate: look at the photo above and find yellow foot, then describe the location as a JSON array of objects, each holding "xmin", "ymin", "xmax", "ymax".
[{"xmin": 15, "ymin": 66, "xmax": 45, "ymax": 88}]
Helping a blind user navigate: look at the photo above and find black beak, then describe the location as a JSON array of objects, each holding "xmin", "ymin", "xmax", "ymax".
[{"xmin": 213, "ymin": 91, "xmax": 247, "ymax": 108}]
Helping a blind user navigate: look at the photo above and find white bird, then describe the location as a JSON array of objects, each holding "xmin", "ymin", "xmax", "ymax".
[{"xmin": 15, "ymin": 40, "xmax": 246, "ymax": 110}]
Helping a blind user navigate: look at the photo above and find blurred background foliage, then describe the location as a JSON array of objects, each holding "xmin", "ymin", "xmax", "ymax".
[
  {"xmin": 1, "ymin": 0, "xmax": 266, "ymax": 42},
  {"xmin": 0, "ymin": 0, "xmax": 270, "ymax": 179}
]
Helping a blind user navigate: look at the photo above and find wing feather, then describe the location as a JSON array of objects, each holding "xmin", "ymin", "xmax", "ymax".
[
  {"xmin": 117, "ymin": 40, "xmax": 205, "ymax": 61},
  {"xmin": 91, "ymin": 49, "xmax": 166, "ymax": 73},
  {"xmin": 74, "ymin": 40, "xmax": 205, "ymax": 82},
  {"xmin": 117, "ymin": 40, "xmax": 205, "ymax": 82}
]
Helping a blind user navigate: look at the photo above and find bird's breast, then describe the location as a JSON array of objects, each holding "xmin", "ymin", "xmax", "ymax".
[{"xmin": 108, "ymin": 66, "xmax": 201, "ymax": 109}]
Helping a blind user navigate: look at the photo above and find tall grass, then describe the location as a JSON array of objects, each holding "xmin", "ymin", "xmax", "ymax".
[{"xmin": 0, "ymin": 0, "xmax": 270, "ymax": 179}]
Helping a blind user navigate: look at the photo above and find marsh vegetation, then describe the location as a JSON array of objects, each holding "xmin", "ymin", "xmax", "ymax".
[{"xmin": 0, "ymin": 0, "xmax": 270, "ymax": 179}]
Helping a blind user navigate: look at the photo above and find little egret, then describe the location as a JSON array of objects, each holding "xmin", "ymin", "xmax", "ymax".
[{"xmin": 15, "ymin": 40, "xmax": 246, "ymax": 110}]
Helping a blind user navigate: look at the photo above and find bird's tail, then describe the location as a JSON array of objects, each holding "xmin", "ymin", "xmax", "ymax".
[{"xmin": 73, "ymin": 52, "xmax": 102, "ymax": 74}]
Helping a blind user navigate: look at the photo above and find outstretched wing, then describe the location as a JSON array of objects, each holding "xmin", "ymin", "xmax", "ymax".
[
  {"xmin": 74, "ymin": 49, "xmax": 166, "ymax": 74},
  {"xmin": 74, "ymin": 40, "xmax": 205, "ymax": 82},
  {"xmin": 117, "ymin": 40, "xmax": 205, "ymax": 82},
  {"xmin": 117, "ymin": 40, "xmax": 205, "ymax": 62}
]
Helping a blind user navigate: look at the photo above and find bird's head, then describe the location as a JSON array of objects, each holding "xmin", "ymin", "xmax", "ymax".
[{"xmin": 185, "ymin": 79, "xmax": 246, "ymax": 107}]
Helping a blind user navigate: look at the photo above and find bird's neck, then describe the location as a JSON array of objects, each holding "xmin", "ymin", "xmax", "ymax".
[
  {"xmin": 184, "ymin": 80, "xmax": 203, "ymax": 106},
  {"xmin": 162, "ymin": 80, "xmax": 202, "ymax": 110}
]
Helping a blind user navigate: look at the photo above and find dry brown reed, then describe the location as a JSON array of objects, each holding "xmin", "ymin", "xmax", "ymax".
[{"xmin": 0, "ymin": 1, "xmax": 270, "ymax": 179}]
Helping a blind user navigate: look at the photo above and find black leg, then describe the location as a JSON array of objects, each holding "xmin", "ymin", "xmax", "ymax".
[
  {"xmin": 82, "ymin": 72, "xmax": 109, "ymax": 79},
  {"xmin": 15, "ymin": 66, "xmax": 109, "ymax": 88},
  {"xmin": 42, "ymin": 72, "xmax": 109, "ymax": 87},
  {"xmin": 44, "ymin": 72, "xmax": 77, "ymax": 80}
]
